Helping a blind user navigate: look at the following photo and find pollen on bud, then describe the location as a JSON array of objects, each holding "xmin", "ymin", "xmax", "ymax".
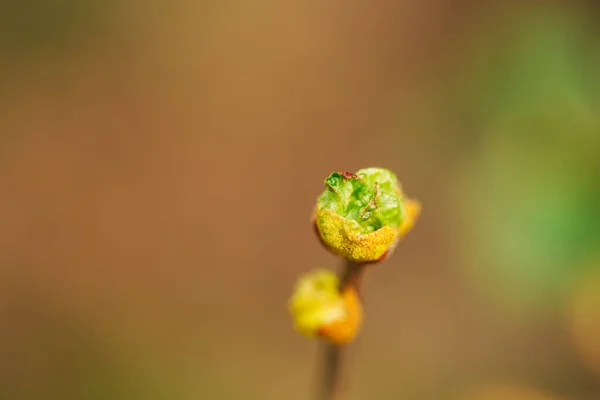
[
  {"xmin": 313, "ymin": 167, "xmax": 420, "ymax": 263},
  {"xmin": 288, "ymin": 269, "xmax": 363, "ymax": 345}
]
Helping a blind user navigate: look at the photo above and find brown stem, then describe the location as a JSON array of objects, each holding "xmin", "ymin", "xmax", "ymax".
[{"xmin": 317, "ymin": 260, "xmax": 365, "ymax": 400}]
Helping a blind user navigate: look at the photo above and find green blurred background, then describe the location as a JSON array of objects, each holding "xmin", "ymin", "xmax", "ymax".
[{"xmin": 1, "ymin": 1, "xmax": 600, "ymax": 399}]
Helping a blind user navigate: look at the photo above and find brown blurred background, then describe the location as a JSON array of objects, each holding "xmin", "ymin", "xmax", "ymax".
[{"xmin": 1, "ymin": 1, "xmax": 600, "ymax": 399}]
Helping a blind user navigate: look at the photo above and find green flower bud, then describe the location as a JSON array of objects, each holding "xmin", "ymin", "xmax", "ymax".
[{"xmin": 313, "ymin": 168, "xmax": 420, "ymax": 263}]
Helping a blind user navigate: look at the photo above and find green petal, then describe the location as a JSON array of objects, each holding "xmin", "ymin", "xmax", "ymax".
[{"xmin": 317, "ymin": 168, "xmax": 404, "ymax": 233}]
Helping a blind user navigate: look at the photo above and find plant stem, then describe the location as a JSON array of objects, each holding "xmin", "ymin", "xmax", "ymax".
[{"xmin": 318, "ymin": 260, "xmax": 365, "ymax": 400}]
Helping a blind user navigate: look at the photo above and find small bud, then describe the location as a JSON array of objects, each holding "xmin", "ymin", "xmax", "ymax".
[
  {"xmin": 288, "ymin": 269, "xmax": 363, "ymax": 345},
  {"xmin": 313, "ymin": 168, "xmax": 420, "ymax": 263}
]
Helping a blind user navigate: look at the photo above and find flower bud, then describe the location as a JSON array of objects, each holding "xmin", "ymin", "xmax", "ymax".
[
  {"xmin": 288, "ymin": 269, "xmax": 362, "ymax": 345},
  {"xmin": 313, "ymin": 168, "xmax": 420, "ymax": 263}
]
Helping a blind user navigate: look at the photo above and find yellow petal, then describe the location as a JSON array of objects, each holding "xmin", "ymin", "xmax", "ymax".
[
  {"xmin": 398, "ymin": 198, "xmax": 422, "ymax": 239},
  {"xmin": 315, "ymin": 208, "xmax": 399, "ymax": 263}
]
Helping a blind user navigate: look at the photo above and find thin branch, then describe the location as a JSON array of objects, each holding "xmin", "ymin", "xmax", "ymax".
[{"xmin": 317, "ymin": 260, "xmax": 365, "ymax": 400}]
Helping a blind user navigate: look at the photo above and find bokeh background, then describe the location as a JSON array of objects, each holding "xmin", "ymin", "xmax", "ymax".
[{"xmin": 1, "ymin": 1, "xmax": 600, "ymax": 399}]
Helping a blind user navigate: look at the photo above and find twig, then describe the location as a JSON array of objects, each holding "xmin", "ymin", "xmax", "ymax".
[{"xmin": 318, "ymin": 260, "xmax": 365, "ymax": 400}]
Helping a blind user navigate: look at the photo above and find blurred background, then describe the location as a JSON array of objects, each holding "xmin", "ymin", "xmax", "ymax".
[{"xmin": 1, "ymin": 1, "xmax": 599, "ymax": 399}]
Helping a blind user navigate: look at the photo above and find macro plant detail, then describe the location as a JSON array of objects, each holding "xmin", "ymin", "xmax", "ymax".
[
  {"xmin": 313, "ymin": 168, "xmax": 420, "ymax": 263},
  {"xmin": 289, "ymin": 269, "xmax": 363, "ymax": 345},
  {"xmin": 289, "ymin": 167, "xmax": 421, "ymax": 400}
]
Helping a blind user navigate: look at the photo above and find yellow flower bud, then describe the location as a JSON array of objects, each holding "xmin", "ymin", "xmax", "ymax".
[{"xmin": 288, "ymin": 269, "xmax": 363, "ymax": 345}]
